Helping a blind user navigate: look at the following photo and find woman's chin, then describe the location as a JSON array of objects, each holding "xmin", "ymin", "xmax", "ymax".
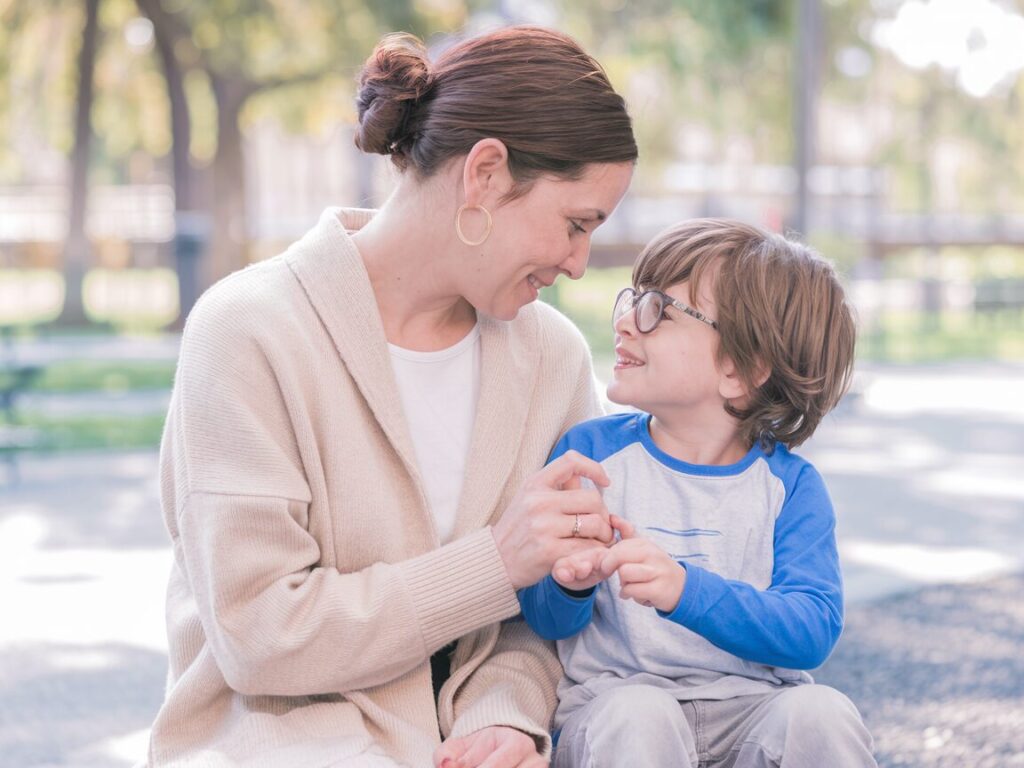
[{"xmin": 495, "ymin": 294, "xmax": 535, "ymax": 321}]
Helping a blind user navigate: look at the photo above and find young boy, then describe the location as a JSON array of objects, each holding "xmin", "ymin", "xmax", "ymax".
[{"xmin": 519, "ymin": 219, "xmax": 877, "ymax": 767}]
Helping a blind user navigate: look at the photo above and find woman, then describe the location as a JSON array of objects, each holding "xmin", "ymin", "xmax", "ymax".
[{"xmin": 145, "ymin": 26, "xmax": 636, "ymax": 768}]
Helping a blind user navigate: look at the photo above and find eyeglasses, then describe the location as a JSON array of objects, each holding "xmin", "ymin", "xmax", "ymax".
[{"xmin": 612, "ymin": 287, "xmax": 718, "ymax": 334}]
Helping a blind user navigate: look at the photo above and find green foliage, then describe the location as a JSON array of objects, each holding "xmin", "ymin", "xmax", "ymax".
[
  {"xmin": 540, "ymin": 265, "xmax": 632, "ymax": 363},
  {"xmin": 0, "ymin": 1, "xmax": 79, "ymax": 181},
  {"xmin": 33, "ymin": 359, "xmax": 176, "ymax": 393},
  {"xmin": 822, "ymin": 0, "xmax": 1024, "ymax": 214},
  {"xmin": 559, "ymin": 0, "xmax": 793, "ymax": 177},
  {"xmin": 92, "ymin": 0, "xmax": 172, "ymax": 171},
  {"xmin": 859, "ymin": 310, "xmax": 1024, "ymax": 362},
  {"xmin": 11, "ymin": 412, "xmax": 167, "ymax": 451}
]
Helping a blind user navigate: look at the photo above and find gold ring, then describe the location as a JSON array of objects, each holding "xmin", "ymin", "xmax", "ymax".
[{"xmin": 572, "ymin": 513, "xmax": 582, "ymax": 538}]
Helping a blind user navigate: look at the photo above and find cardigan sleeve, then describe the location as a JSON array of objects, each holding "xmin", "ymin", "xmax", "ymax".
[
  {"xmin": 444, "ymin": 619, "xmax": 562, "ymax": 757},
  {"xmin": 168, "ymin": 299, "xmax": 522, "ymax": 697}
]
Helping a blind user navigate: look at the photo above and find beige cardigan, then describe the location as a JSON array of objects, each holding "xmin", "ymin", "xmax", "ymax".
[{"xmin": 146, "ymin": 208, "xmax": 602, "ymax": 767}]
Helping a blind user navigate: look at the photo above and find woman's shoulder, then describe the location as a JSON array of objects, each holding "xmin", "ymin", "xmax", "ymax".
[{"xmin": 181, "ymin": 256, "xmax": 300, "ymax": 353}]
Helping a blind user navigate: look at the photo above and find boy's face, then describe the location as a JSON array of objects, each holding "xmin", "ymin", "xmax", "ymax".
[{"xmin": 607, "ymin": 279, "xmax": 732, "ymax": 420}]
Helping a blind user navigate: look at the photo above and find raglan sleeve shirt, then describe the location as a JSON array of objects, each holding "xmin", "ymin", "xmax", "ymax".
[{"xmin": 519, "ymin": 426, "xmax": 844, "ymax": 671}]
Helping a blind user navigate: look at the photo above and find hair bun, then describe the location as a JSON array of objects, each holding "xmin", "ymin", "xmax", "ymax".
[{"xmin": 354, "ymin": 33, "xmax": 432, "ymax": 159}]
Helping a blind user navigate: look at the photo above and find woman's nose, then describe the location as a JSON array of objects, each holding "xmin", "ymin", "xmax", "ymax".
[{"xmin": 560, "ymin": 237, "xmax": 591, "ymax": 280}]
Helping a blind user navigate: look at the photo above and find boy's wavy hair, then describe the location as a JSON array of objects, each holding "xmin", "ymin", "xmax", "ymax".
[{"xmin": 632, "ymin": 219, "xmax": 856, "ymax": 449}]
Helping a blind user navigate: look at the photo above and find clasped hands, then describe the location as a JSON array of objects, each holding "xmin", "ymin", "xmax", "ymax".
[
  {"xmin": 492, "ymin": 449, "xmax": 686, "ymax": 615},
  {"xmin": 553, "ymin": 513, "xmax": 686, "ymax": 614}
]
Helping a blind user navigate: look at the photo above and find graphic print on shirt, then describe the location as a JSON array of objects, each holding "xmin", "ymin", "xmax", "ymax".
[{"xmin": 644, "ymin": 526, "xmax": 722, "ymax": 563}]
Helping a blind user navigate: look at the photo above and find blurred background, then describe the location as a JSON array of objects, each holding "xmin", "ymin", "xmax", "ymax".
[{"xmin": 1, "ymin": 1, "xmax": 1023, "ymax": 766}]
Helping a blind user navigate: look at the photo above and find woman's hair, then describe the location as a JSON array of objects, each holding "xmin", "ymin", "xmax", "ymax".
[
  {"xmin": 632, "ymin": 219, "xmax": 857, "ymax": 450},
  {"xmin": 354, "ymin": 26, "xmax": 637, "ymax": 191}
]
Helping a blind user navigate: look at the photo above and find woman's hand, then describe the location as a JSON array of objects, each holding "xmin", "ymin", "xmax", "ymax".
[
  {"xmin": 599, "ymin": 515, "xmax": 687, "ymax": 613},
  {"xmin": 493, "ymin": 450, "xmax": 615, "ymax": 589},
  {"xmin": 434, "ymin": 725, "xmax": 547, "ymax": 768}
]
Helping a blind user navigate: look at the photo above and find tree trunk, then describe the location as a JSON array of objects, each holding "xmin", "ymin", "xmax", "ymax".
[
  {"xmin": 136, "ymin": 0, "xmax": 207, "ymax": 328},
  {"xmin": 57, "ymin": 0, "xmax": 100, "ymax": 326},
  {"xmin": 206, "ymin": 74, "xmax": 250, "ymax": 287}
]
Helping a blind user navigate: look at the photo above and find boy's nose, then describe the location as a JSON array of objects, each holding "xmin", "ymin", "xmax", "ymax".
[{"xmin": 613, "ymin": 306, "xmax": 637, "ymax": 337}]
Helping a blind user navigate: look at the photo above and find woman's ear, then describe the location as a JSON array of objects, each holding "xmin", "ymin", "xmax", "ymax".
[{"xmin": 461, "ymin": 138, "xmax": 514, "ymax": 207}]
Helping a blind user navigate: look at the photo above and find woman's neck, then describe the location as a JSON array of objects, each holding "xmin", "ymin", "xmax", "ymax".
[{"xmin": 350, "ymin": 189, "xmax": 477, "ymax": 351}]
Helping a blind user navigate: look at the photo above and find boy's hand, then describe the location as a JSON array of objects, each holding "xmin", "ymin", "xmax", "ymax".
[
  {"xmin": 552, "ymin": 547, "xmax": 609, "ymax": 592},
  {"xmin": 600, "ymin": 514, "xmax": 687, "ymax": 614}
]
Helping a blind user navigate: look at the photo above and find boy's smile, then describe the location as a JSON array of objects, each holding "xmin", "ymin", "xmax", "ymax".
[{"xmin": 613, "ymin": 345, "xmax": 645, "ymax": 369}]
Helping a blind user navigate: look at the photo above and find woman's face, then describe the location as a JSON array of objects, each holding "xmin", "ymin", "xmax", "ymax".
[{"xmin": 462, "ymin": 162, "xmax": 634, "ymax": 320}]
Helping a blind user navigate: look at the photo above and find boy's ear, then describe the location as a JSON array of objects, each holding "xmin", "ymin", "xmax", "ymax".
[
  {"xmin": 461, "ymin": 138, "xmax": 515, "ymax": 207},
  {"xmin": 718, "ymin": 356, "xmax": 770, "ymax": 402}
]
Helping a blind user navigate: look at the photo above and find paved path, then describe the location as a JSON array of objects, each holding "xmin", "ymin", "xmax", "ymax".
[
  {"xmin": 815, "ymin": 573, "xmax": 1024, "ymax": 767},
  {"xmin": 802, "ymin": 361, "xmax": 1024, "ymax": 603},
  {"xmin": 1, "ymin": 359, "xmax": 1022, "ymax": 766},
  {"xmin": 3, "ymin": 334, "xmax": 181, "ymax": 367}
]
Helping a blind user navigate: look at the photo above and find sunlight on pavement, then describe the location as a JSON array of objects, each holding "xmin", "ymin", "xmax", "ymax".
[
  {"xmin": 802, "ymin": 364, "xmax": 1024, "ymax": 603},
  {"xmin": 103, "ymin": 729, "xmax": 153, "ymax": 764},
  {"xmin": 0, "ymin": 513, "xmax": 171, "ymax": 654},
  {"xmin": 919, "ymin": 456, "xmax": 1024, "ymax": 501},
  {"xmin": 860, "ymin": 368, "xmax": 1024, "ymax": 420},
  {"xmin": 840, "ymin": 540, "xmax": 1020, "ymax": 585},
  {"xmin": 44, "ymin": 728, "xmax": 153, "ymax": 768},
  {"xmin": 809, "ymin": 440, "xmax": 946, "ymax": 474}
]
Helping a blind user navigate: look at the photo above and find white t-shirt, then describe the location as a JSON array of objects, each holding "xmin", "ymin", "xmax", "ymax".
[{"xmin": 388, "ymin": 325, "xmax": 481, "ymax": 543}]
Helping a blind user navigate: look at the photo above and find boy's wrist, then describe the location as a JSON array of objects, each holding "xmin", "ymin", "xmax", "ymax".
[
  {"xmin": 658, "ymin": 562, "xmax": 701, "ymax": 623},
  {"xmin": 654, "ymin": 563, "xmax": 686, "ymax": 613},
  {"xmin": 655, "ymin": 562, "xmax": 689, "ymax": 616}
]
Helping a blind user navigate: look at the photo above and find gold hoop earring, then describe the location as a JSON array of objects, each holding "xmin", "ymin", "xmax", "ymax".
[{"xmin": 455, "ymin": 203, "xmax": 492, "ymax": 247}]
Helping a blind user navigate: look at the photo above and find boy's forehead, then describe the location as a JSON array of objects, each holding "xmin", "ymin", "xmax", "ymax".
[{"xmin": 648, "ymin": 277, "xmax": 717, "ymax": 311}]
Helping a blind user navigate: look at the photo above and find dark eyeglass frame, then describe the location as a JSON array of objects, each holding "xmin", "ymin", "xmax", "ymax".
[{"xmin": 613, "ymin": 287, "xmax": 718, "ymax": 333}]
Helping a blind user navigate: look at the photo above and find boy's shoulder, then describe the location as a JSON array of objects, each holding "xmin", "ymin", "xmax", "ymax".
[
  {"xmin": 763, "ymin": 443, "xmax": 827, "ymax": 494},
  {"xmin": 553, "ymin": 411, "xmax": 647, "ymax": 463}
]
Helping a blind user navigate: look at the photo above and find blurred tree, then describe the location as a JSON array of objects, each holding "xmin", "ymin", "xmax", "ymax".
[
  {"xmin": 133, "ymin": 0, "xmax": 441, "ymax": 289},
  {"xmin": 558, "ymin": 0, "xmax": 792, "ymax": 184},
  {"xmin": 820, "ymin": 0, "xmax": 1024, "ymax": 215},
  {"xmin": 4, "ymin": 0, "xmax": 1023, "ymax": 318},
  {"xmin": 57, "ymin": 0, "xmax": 100, "ymax": 326}
]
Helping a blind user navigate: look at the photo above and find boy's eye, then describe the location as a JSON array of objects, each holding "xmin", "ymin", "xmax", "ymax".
[{"xmin": 569, "ymin": 220, "xmax": 586, "ymax": 235}]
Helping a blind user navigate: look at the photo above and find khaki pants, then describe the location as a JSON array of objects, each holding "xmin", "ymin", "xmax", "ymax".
[{"xmin": 553, "ymin": 684, "xmax": 877, "ymax": 768}]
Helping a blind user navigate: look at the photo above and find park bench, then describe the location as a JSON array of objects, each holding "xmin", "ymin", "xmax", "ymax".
[
  {"xmin": 0, "ymin": 329, "xmax": 43, "ymax": 481},
  {"xmin": 974, "ymin": 278, "xmax": 1024, "ymax": 313}
]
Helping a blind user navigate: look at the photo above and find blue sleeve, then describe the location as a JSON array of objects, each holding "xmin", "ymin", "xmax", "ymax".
[
  {"xmin": 660, "ymin": 463, "xmax": 844, "ymax": 670},
  {"xmin": 517, "ymin": 429, "xmax": 600, "ymax": 640},
  {"xmin": 546, "ymin": 430, "xmax": 574, "ymax": 464},
  {"xmin": 518, "ymin": 576, "xmax": 596, "ymax": 640},
  {"xmin": 520, "ymin": 415, "xmax": 638, "ymax": 643}
]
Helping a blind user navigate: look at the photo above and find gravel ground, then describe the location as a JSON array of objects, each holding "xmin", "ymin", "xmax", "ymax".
[{"xmin": 816, "ymin": 573, "xmax": 1024, "ymax": 767}]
